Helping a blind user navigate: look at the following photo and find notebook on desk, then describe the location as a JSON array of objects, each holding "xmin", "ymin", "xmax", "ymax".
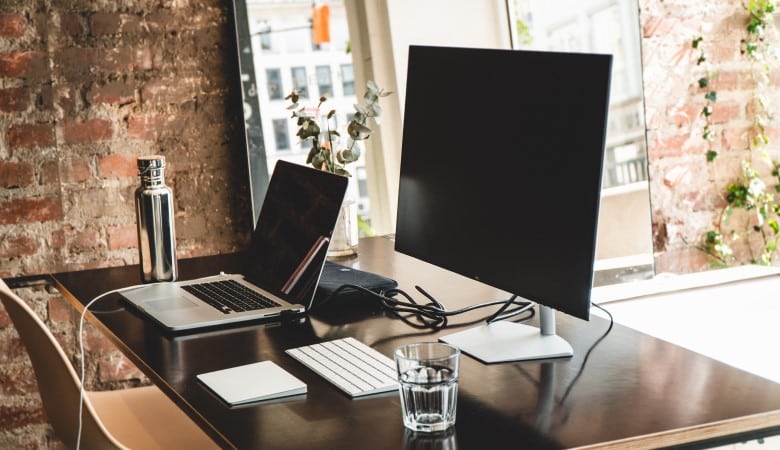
[{"xmin": 120, "ymin": 160, "xmax": 348, "ymax": 331}]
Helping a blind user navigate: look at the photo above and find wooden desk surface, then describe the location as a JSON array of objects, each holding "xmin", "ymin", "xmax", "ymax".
[{"xmin": 50, "ymin": 236, "xmax": 780, "ymax": 450}]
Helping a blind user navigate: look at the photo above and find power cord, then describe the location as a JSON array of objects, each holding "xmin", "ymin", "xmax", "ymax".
[
  {"xmin": 76, "ymin": 283, "xmax": 149, "ymax": 449},
  {"xmin": 75, "ymin": 274, "xmax": 236, "ymax": 448}
]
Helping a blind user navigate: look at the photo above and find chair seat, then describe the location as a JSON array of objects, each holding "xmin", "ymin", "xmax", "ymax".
[{"xmin": 88, "ymin": 385, "xmax": 219, "ymax": 450}]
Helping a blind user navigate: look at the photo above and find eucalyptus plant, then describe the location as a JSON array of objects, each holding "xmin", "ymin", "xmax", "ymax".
[{"xmin": 285, "ymin": 81, "xmax": 391, "ymax": 177}]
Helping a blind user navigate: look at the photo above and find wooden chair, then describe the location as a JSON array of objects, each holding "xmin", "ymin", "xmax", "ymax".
[{"xmin": 0, "ymin": 279, "xmax": 220, "ymax": 450}]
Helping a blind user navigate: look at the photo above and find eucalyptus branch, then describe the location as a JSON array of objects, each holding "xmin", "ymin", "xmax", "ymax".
[{"xmin": 285, "ymin": 81, "xmax": 392, "ymax": 177}]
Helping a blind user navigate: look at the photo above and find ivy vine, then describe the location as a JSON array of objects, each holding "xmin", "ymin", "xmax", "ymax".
[{"xmin": 698, "ymin": 0, "xmax": 780, "ymax": 267}]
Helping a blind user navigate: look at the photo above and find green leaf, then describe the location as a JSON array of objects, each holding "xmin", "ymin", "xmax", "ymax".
[
  {"xmin": 692, "ymin": 36, "xmax": 703, "ymax": 48},
  {"xmin": 705, "ymin": 91, "xmax": 717, "ymax": 102},
  {"xmin": 706, "ymin": 150, "xmax": 718, "ymax": 162},
  {"xmin": 698, "ymin": 77, "xmax": 709, "ymax": 88},
  {"xmin": 769, "ymin": 219, "xmax": 779, "ymax": 234},
  {"xmin": 348, "ymin": 121, "xmax": 372, "ymax": 140}
]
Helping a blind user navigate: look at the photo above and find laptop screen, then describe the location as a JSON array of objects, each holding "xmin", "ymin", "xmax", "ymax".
[{"xmin": 245, "ymin": 160, "xmax": 348, "ymax": 306}]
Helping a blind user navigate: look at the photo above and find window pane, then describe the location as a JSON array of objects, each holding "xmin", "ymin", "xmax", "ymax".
[
  {"xmin": 258, "ymin": 20, "xmax": 272, "ymax": 50},
  {"xmin": 291, "ymin": 66, "xmax": 308, "ymax": 98},
  {"xmin": 266, "ymin": 68, "xmax": 283, "ymax": 100},
  {"xmin": 272, "ymin": 118, "xmax": 289, "ymax": 150},
  {"xmin": 316, "ymin": 65, "xmax": 333, "ymax": 98},
  {"xmin": 340, "ymin": 64, "xmax": 354, "ymax": 96}
]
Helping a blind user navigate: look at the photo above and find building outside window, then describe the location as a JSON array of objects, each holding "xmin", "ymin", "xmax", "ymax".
[
  {"xmin": 272, "ymin": 118, "xmax": 290, "ymax": 150},
  {"xmin": 340, "ymin": 63, "xmax": 354, "ymax": 96},
  {"xmin": 258, "ymin": 20, "xmax": 272, "ymax": 50},
  {"xmin": 266, "ymin": 68, "xmax": 283, "ymax": 100},
  {"xmin": 316, "ymin": 65, "xmax": 333, "ymax": 97},
  {"xmin": 291, "ymin": 66, "xmax": 308, "ymax": 98}
]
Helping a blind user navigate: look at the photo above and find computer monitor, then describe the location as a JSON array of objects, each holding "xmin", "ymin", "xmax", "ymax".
[{"xmin": 394, "ymin": 45, "xmax": 612, "ymax": 363}]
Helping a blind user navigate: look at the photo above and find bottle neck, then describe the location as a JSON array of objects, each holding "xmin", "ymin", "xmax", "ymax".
[{"xmin": 140, "ymin": 167, "xmax": 166, "ymax": 188}]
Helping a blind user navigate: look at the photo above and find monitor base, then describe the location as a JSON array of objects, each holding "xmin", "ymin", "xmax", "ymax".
[{"xmin": 440, "ymin": 320, "xmax": 573, "ymax": 364}]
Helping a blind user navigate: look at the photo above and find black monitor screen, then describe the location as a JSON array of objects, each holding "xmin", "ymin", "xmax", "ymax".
[{"xmin": 395, "ymin": 45, "xmax": 612, "ymax": 321}]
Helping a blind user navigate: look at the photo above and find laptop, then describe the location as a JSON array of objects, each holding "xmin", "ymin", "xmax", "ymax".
[{"xmin": 121, "ymin": 160, "xmax": 348, "ymax": 331}]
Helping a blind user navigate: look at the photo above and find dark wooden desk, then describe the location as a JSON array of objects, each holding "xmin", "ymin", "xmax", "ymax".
[{"xmin": 49, "ymin": 236, "xmax": 780, "ymax": 449}]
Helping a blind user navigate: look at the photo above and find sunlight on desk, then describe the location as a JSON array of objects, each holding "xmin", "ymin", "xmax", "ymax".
[{"xmin": 593, "ymin": 266, "xmax": 780, "ymax": 384}]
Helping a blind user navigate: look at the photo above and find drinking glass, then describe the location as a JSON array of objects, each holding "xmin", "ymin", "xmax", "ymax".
[{"xmin": 394, "ymin": 342, "xmax": 460, "ymax": 433}]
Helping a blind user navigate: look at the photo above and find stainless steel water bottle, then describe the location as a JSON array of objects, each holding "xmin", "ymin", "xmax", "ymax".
[{"xmin": 135, "ymin": 155, "xmax": 178, "ymax": 282}]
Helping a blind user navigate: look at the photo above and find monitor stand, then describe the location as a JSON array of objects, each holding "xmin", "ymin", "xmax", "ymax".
[{"xmin": 439, "ymin": 305, "xmax": 573, "ymax": 363}]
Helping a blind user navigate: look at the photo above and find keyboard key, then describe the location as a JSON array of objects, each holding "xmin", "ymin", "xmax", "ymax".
[
  {"xmin": 286, "ymin": 337, "xmax": 399, "ymax": 397},
  {"xmin": 182, "ymin": 280, "xmax": 280, "ymax": 314}
]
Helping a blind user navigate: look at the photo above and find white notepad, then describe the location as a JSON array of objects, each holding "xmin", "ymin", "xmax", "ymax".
[{"xmin": 197, "ymin": 361, "xmax": 307, "ymax": 405}]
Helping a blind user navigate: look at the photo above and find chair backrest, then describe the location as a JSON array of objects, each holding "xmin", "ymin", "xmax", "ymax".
[{"xmin": 0, "ymin": 279, "xmax": 125, "ymax": 450}]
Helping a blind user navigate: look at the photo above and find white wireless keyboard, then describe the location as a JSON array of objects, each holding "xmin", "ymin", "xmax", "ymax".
[{"xmin": 286, "ymin": 337, "xmax": 398, "ymax": 397}]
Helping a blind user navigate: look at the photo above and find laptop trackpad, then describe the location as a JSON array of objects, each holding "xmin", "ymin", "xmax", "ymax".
[{"xmin": 143, "ymin": 297, "xmax": 198, "ymax": 311}]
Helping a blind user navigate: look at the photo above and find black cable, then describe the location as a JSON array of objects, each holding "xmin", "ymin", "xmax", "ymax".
[
  {"xmin": 314, "ymin": 283, "xmax": 535, "ymax": 330},
  {"xmin": 559, "ymin": 302, "xmax": 614, "ymax": 403}
]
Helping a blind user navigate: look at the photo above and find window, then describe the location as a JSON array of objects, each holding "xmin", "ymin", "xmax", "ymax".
[
  {"xmin": 257, "ymin": 20, "xmax": 272, "ymax": 51},
  {"xmin": 291, "ymin": 66, "xmax": 308, "ymax": 98},
  {"xmin": 272, "ymin": 118, "xmax": 289, "ymax": 150},
  {"xmin": 266, "ymin": 68, "xmax": 283, "ymax": 100},
  {"xmin": 316, "ymin": 65, "xmax": 333, "ymax": 98},
  {"xmin": 340, "ymin": 64, "xmax": 354, "ymax": 96}
]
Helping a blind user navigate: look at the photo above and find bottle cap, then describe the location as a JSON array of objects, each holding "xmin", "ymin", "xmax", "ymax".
[{"xmin": 137, "ymin": 155, "xmax": 165, "ymax": 175}]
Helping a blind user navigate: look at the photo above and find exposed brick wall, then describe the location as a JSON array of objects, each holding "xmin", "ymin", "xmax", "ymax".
[
  {"xmin": 0, "ymin": 0, "xmax": 252, "ymax": 446},
  {"xmin": 0, "ymin": 1, "xmax": 252, "ymax": 279},
  {"xmin": 639, "ymin": 0, "xmax": 780, "ymax": 273}
]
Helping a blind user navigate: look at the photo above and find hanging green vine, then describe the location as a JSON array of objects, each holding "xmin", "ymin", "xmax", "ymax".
[{"xmin": 699, "ymin": 0, "xmax": 780, "ymax": 267}]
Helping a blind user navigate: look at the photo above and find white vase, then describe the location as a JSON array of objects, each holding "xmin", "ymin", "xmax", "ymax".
[{"xmin": 328, "ymin": 198, "xmax": 359, "ymax": 257}]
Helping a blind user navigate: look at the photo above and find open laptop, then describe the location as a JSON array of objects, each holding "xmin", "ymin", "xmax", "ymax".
[{"xmin": 121, "ymin": 160, "xmax": 348, "ymax": 331}]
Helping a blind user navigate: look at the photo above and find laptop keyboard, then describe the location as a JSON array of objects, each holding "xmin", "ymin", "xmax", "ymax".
[
  {"xmin": 182, "ymin": 280, "xmax": 280, "ymax": 314},
  {"xmin": 286, "ymin": 337, "xmax": 398, "ymax": 397}
]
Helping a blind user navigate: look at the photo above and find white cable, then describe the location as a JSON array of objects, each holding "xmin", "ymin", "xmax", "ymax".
[
  {"xmin": 74, "ymin": 274, "xmax": 231, "ymax": 449},
  {"xmin": 75, "ymin": 283, "xmax": 148, "ymax": 450}
]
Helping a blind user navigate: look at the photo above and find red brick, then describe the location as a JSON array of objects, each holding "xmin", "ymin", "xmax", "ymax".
[
  {"xmin": 55, "ymin": 47, "xmax": 98, "ymax": 79},
  {"xmin": 41, "ymin": 160, "xmax": 60, "ymax": 185},
  {"xmin": 0, "ymin": 404, "xmax": 46, "ymax": 429},
  {"xmin": 0, "ymin": 365, "xmax": 38, "ymax": 395},
  {"xmin": 0, "ymin": 14, "xmax": 25, "ymax": 38},
  {"xmin": 47, "ymin": 295, "xmax": 73, "ymax": 323},
  {"xmin": 0, "ymin": 235, "xmax": 39, "ymax": 258},
  {"xmin": 107, "ymin": 224, "xmax": 137, "ymax": 250},
  {"xmin": 82, "ymin": 326, "xmax": 117, "ymax": 353},
  {"xmin": 88, "ymin": 81, "xmax": 136, "ymax": 105},
  {"xmin": 61, "ymin": 157, "xmax": 92, "ymax": 183},
  {"xmin": 98, "ymin": 154, "xmax": 135, "ymax": 179},
  {"xmin": 127, "ymin": 114, "xmax": 167, "ymax": 140},
  {"xmin": 90, "ymin": 13, "xmax": 145, "ymax": 38},
  {"xmin": 0, "ymin": 51, "xmax": 48, "ymax": 79},
  {"xmin": 711, "ymin": 101, "xmax": 741, "ymax": 124},
  {"xmin": 90, "ymin": 12, "xmax": 121, "ymax": 37},
  {"xmin": 107, "ymin": 46, "xmax": 153, "ymax": 72},
  {"xmin": 647, "ymin": 132, "xmax": 707, "ymax": 159},
  {"xmin": 141, "ymin": 79, "xmax": 196, "ymax": 104},
  {"xmin": 60, "ymin": 14, "xmax": 83, "ymax": 38},
  {"xmin": 72, "ymin": 228, "xmax": 100, "ymax": 250},
  {"xmin": 60, "ymin": 119, "xmax": 113, "ymax": 145},
  {"xmin": 0, "ymin": 196, "xmax": 63, "ymax": 225},
  {"xmin": 0, "ymin": 161, "xmax": 35, "ymax": 188},
  {"xmin": 0, "ymin": 87, "xmax": 30, "ymax": 112},
  {"xmin": 8, "ymin": 123, "xmax": 55, "ymax": 150},
  {"xmin": 0, "ymin": 335, "xmax": 27, "ymax": 363}
]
